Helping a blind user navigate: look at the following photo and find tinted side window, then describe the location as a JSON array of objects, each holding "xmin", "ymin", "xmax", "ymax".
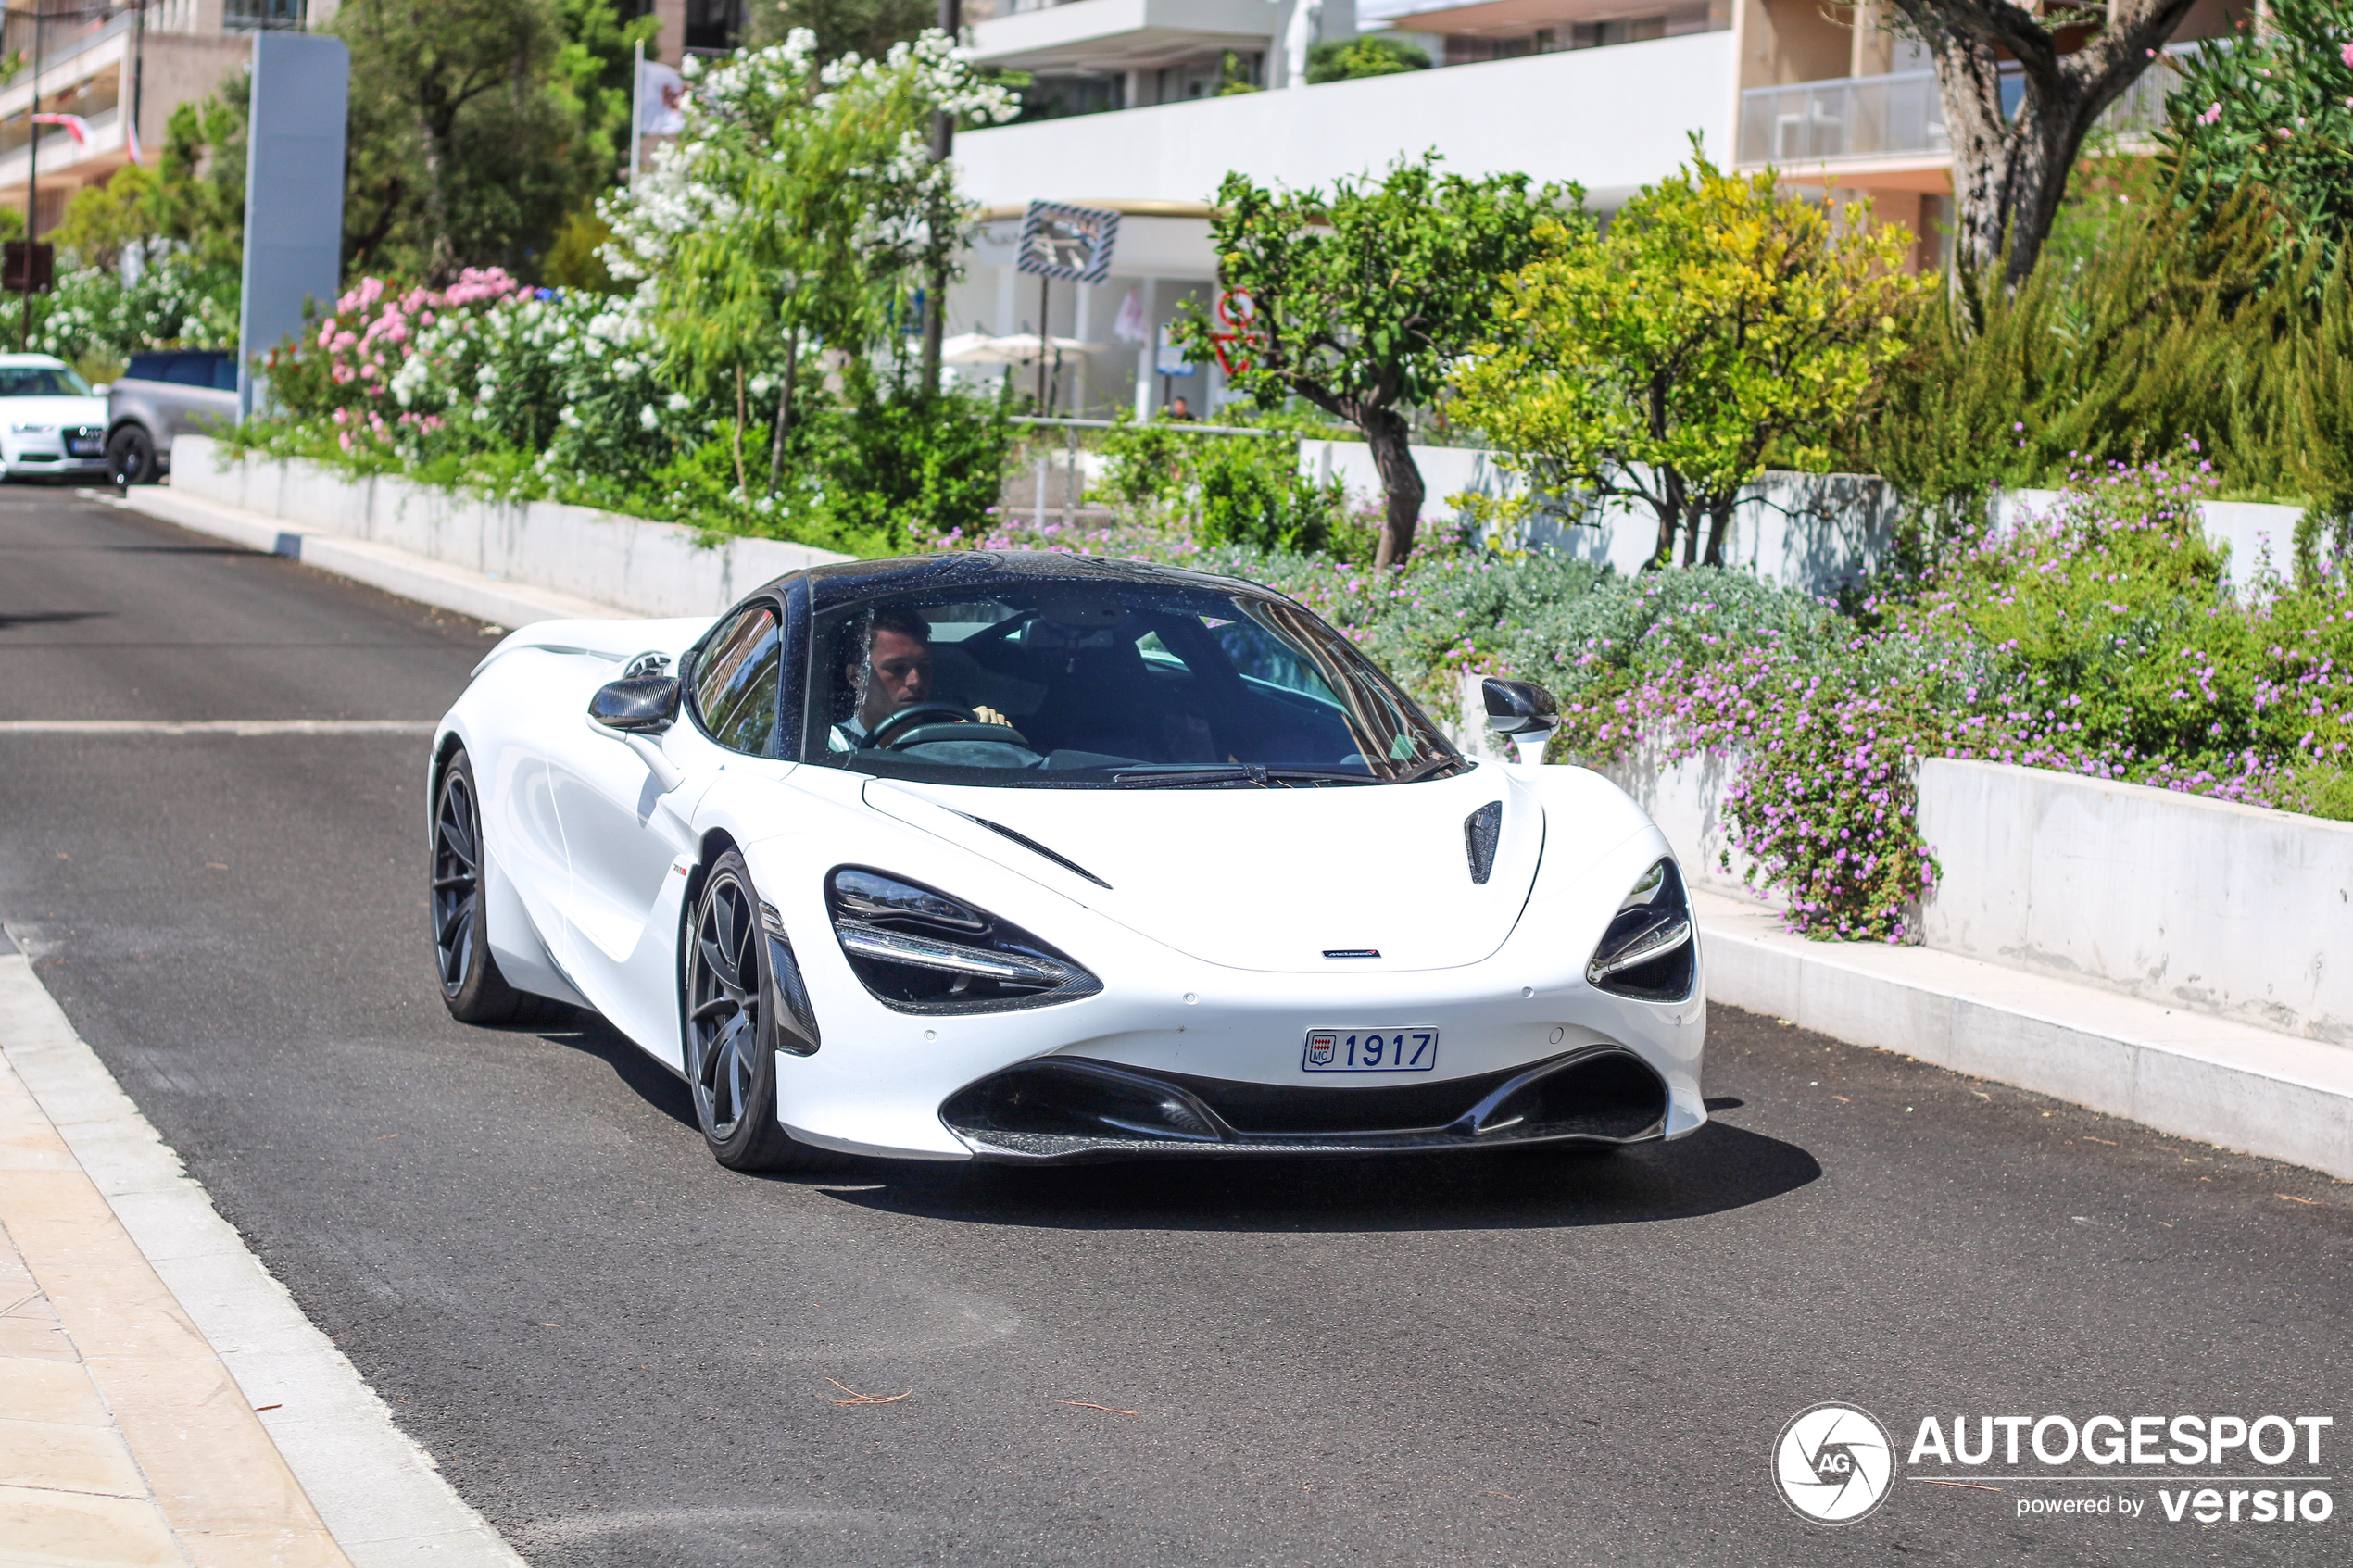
[
  {"xmin": 695, "ymin": 607, "xmax": 782, "ymax": 755},
  {"xmin": 212, "ymin": 356, "xmax": 239, "ymax": 392},
  {"xmin": 125, "ymin": 353, "xmax": 170, "ymax": 383},
  {"xmin": 163, "ymin": 355, "xmax": 214, "ymax": 387}
]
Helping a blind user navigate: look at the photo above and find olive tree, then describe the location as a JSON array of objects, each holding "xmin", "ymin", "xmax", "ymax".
[{"xmin": 1883, "ymin": 0, "xmax": 2200, "ymax": 292}]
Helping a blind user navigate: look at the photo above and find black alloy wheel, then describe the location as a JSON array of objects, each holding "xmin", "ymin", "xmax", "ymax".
[
  {"xmin": 685, "ymin": 852, "xmax": 831, "ymax": 1171},
  {"xmin": 431, "ymin": 751, "xmax": 548, "ymax": 1023},
  {"xmin": 106, "ymin": 424, "xmax": 157, "ymax": 487}
]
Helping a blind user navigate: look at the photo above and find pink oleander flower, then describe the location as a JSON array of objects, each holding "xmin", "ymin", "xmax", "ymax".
[
  {"xmin": 2197, "ymin": 102, "xmax": 2222, "ymax": 125},
  {"xmin": 2342, "ymin": 42, "xmax": 2353, "ymax": 68}
]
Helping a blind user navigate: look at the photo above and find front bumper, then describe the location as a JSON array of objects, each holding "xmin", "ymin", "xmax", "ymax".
[
  {"xmin": 4, "ymin": 431, "xmax": 106, "ymax": 476},
  {"xmin": 941, "ymin": 1045, "xmax": 1669, "ymax": 1162}
]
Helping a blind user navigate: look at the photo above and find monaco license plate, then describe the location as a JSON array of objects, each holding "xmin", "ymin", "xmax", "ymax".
[{"xmin": 1302, "ymin": 1027, "xmax": 1439, "ymax": 1073}]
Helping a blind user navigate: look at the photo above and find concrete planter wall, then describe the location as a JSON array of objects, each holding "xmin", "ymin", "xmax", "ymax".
[
  {"xmin": 170, "ymin": 435, "xmax": 851, "ymax": 620},
  {"xmin": 1461, "ymin": 662, "xmax": 2353, "ymax": 1048},
  {"xmin": 1318, "ymin": 440, "xmax": 2307, "ymax": 596},
  {"xmin": 1917, "ymin": 760, "xmax": 2353, "ymax": 1046}
]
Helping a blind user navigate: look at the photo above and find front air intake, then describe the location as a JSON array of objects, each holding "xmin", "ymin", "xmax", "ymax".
[{"xmin": 1464, "ymin": 800, "xmax": 1502, "ymax": 884}]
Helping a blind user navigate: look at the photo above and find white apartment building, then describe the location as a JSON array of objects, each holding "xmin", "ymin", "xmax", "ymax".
[
  {"xmin": 0, "ymin": 3, "xmax": 322, "ymax": 237},
  {"xmin": 942, "ymin": 0, "xmax": 2251, "ymax": 418}
]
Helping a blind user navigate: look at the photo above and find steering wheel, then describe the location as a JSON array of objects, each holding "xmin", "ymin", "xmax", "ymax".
[{"xmin": 869, "ymin": 701, "xmax": 1031, "ymax": 750}]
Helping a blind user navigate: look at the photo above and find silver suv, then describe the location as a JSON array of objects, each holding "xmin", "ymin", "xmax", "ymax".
[{"xmin": 107, "ymin": 350, "xmax": 238, "ymax": 484}]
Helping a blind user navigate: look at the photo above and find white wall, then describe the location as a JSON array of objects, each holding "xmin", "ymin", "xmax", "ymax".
[
  {"xmin": 169, "ymin": 437, "xmax": 850, "ymax": 621},
  {"xmin": 1462, "ymin": 691, "xmax": 2353, "ymax": 1049},
  {"xmin": 1309, "ymin": 439, "xmax": 1902, "ymax": 591},
  {"xmin": 1917, "ymin": 760, "xmax": 2353, "ymax": 1046},
  {"xmin": 954, "ymin": 32, "xmax": 1740, "ymax": 210},
  {"xmin": 1994, "ymin": 489, "xmax": 2307, "ymax": 588}
]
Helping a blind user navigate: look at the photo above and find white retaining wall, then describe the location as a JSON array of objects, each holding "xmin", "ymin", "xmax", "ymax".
[
  {"xmin": 1464, "ymin": 674, "xmax": 2353, "ymax": 1049},
  {"xmin": 1916, "ymin": 760, "xmax": 2353, "ymax": 1046},
  {"xmin": 1993, "ymin": 489, "xmax": 2307, "ymax": 589},
  {"xmin": 1326, "ymin": 442, "xmax": 2309, "ymax": 596},
  {"xmin": 169, "ymin": 436, "xmax": 851, "ymax": 620},
  {"xmin": 1303, "ymin": 441, "xmax": 1904, "ymax": 594}
]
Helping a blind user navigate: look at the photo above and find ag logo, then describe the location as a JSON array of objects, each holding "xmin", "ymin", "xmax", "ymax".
[{"xmin": 1774, "ymin": 1403, "xmax": 1895, "ymax": 1524}]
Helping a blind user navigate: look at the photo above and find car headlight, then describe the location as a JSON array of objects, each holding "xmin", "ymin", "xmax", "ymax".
[
  {"xmin": 1585, "ymin": 859, "xmax": 1695, "ymax": 1001},
  {"xmin": 826, "ymin": 867, "xmax": 1100, "ymax": 1014},
  {"xmin": 9, "ymin": 422, "xmax": 55, "ymax": 434}
]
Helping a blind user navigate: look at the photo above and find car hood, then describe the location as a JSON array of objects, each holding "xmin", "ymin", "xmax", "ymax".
[
  {"xmin": 862, "ymin": 765, "xmax": 1545, "ymax": 973},
  {"xmin": 2, "ymin": 395, "xmax": 107, "ymax": 428}
]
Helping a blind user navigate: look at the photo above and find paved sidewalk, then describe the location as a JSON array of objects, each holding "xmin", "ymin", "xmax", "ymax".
[
  {"xmin": 0, "ymin": 1024, "xmax": 347, "ymax": 1566},
  {"xmin": 0, "ymin": 938, "xmax": 523, "ymax": 1568}
]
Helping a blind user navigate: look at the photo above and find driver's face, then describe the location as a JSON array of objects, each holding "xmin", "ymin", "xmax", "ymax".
[{"xmin": 859, "ymin": 627, "xmax": 932, "ymax": 726}]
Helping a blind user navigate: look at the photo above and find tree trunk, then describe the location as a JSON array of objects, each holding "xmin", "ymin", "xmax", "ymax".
[
  {"xmin": 732, "ymin": 366, "xmax": 748, "ymax": 495},
  {"xmin": 1702, "ymin": 494, "xmax": 1735, "ymax": 567},
  {"xmin": 1932, "ymin": 37, "xmax": 2085, "ymax": 295},
  {"xmin": 1650, "ymin": 467, "xmax": 1686, "ymax": 570},
  {"xmin": 767, "ymin": 329, "xmax": 799, "ymax": 496},
  {"xmin": 1890, "ymin": 0, "xmax": 2201, "ymax": 296},
  {"xmin": 1363, "ymin": 408, "xmax": 1425, "ymax": 569}
]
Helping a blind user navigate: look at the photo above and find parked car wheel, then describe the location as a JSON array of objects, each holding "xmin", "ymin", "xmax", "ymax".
[{"xmin": 107, "ymin": 423, "xmax": 158, "ymax": 486}]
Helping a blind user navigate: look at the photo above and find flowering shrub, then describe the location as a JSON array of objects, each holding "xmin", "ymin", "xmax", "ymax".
[
  {"xmin": 2161, "ymin": 0, "xmax": 2353, "ymax": 265},
  {"xmin": 229, "ymin": 26, "xmax": 1015, "ymax": 554},
  {"xmin": 21, "ymin": 249, "xmax": 240, "ymax": 374}
]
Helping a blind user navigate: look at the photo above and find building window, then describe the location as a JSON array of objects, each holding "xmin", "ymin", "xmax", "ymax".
[
  {"xmin": 1014, "ymin": 74, "xmax": 1125, "ymax": 123},
  {"xmin": 1153, "ymin": 52, "xmax": 1261, "ymax": 103},
  {"xmin": 222, "ymin": 0, "xmax": 308, "ymax": 30},
  {"xmin": 686, "ymin": 0, "xmax": 747, "ymax": 54}
]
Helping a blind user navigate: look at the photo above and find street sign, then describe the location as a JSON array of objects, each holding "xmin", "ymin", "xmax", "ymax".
[
  {"xmin": 4, "ymin": 242, "xmax": 53, "ymax": 294},
  {"xmin": 1015, "ymin": 201, "xmax": 1119, "ymax": 283}
]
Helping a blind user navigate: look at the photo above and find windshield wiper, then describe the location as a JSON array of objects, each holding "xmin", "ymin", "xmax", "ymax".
[
  {"xmin": 1108, "ymin": 765, "xmax": 1376, "ymax": 789},
  {"xmin": 1393, "ymin": 754, "xmax": 1470, "ymax": 784}
]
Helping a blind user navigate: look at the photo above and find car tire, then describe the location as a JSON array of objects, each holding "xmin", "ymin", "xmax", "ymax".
[
  {"xmin": 431, "ymin": 750, "xmax": 557, "ymax": 1025},
  {"xmin": 684, "ymin": 850, "xmax": 837, "ymax": 1172},
  {"xmin": 107, "ymin": 424, "xmax": 157, "ymax": 487}
]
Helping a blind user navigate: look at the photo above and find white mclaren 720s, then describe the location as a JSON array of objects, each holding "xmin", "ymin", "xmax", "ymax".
[{"xmin": 426, "ymin": 551, "xmax": 1706, "ymax": 1170}]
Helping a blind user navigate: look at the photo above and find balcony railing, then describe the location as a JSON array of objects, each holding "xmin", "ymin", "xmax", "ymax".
[{"xmin": 1737, "ymin": 49, "xmax": 2197, "ymax": 168}]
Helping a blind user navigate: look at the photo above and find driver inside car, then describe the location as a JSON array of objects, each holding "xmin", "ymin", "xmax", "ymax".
[{"xmin": 835, "ymin": 607, "xmax": 1011, "ymax": 748}]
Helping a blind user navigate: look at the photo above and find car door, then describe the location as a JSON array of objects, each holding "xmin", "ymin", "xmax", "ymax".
[
  {"xmin": 161, "ymin": 354, "xmax": 237, "ymax": 439},
  {"xmin": 548, "ymin": 604, "xmax": 783, "ymax": 1060}
]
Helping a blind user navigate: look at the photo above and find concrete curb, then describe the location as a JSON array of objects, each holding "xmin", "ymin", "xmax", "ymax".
[
  {"xmin": 99, "ymin": 485, "xmax": 623, "ymax": 631},
  {"xmin": 1696, "ymin": 892, "xmax": 2353, "ymax": 1180},
  {"xmin": 0, "ymin": 948, "xmax": 526, "ymax": 1568}
]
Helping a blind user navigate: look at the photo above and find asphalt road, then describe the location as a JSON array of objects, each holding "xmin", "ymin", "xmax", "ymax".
[{"xmin": 4, "ymin": 488, "xmax": 2349, "ymax": 1567}]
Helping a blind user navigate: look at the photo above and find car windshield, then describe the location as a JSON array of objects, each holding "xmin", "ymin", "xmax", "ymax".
[
  {"xmin": 0, "ymin": 365, "xmax": 92, "ymax": 397},
  {"xmin": 803, "ymin": 579, "xmax": 1465, "ymax": 787}
]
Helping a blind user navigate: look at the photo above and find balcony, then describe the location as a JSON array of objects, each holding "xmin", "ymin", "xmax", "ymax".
[
  {"xmin": 1737, "ymin": 49, "xmax": 2196, "ymax": 170},
  {"xmin": 954, "ymin": 30, "xmax": 1737, "ymax": 208},
  {"xmin": 966, "ymin": 0, "xmax": 1283, "ymax": 75}
]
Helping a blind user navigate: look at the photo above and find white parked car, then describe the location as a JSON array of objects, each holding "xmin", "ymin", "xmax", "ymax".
[
  {"xmin": 429, "ymin": 553, "xmax": 1707, "ymax": 1170},
  {"xmin": 0, "ymin": 354, "xmax": 110, "ymax": 481}
]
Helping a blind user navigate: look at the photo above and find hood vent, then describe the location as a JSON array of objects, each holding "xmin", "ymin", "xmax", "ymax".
[
  {"xmin": 955, "ymin": 811, "xmax": 1113, "ymax": 890},
  {"xmin": 1464, "ymin": 800, "xmax": 1503, "ymax": 884}
]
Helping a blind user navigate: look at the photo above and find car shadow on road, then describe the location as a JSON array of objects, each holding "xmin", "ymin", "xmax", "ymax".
[
  {"xmin": 811, "ymin": 1116, "xmax": 1819, "ymax": 1234},
  {"xmin": 535, "ymin": 1012, "xmax": 700, "ymax": 1132}
]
